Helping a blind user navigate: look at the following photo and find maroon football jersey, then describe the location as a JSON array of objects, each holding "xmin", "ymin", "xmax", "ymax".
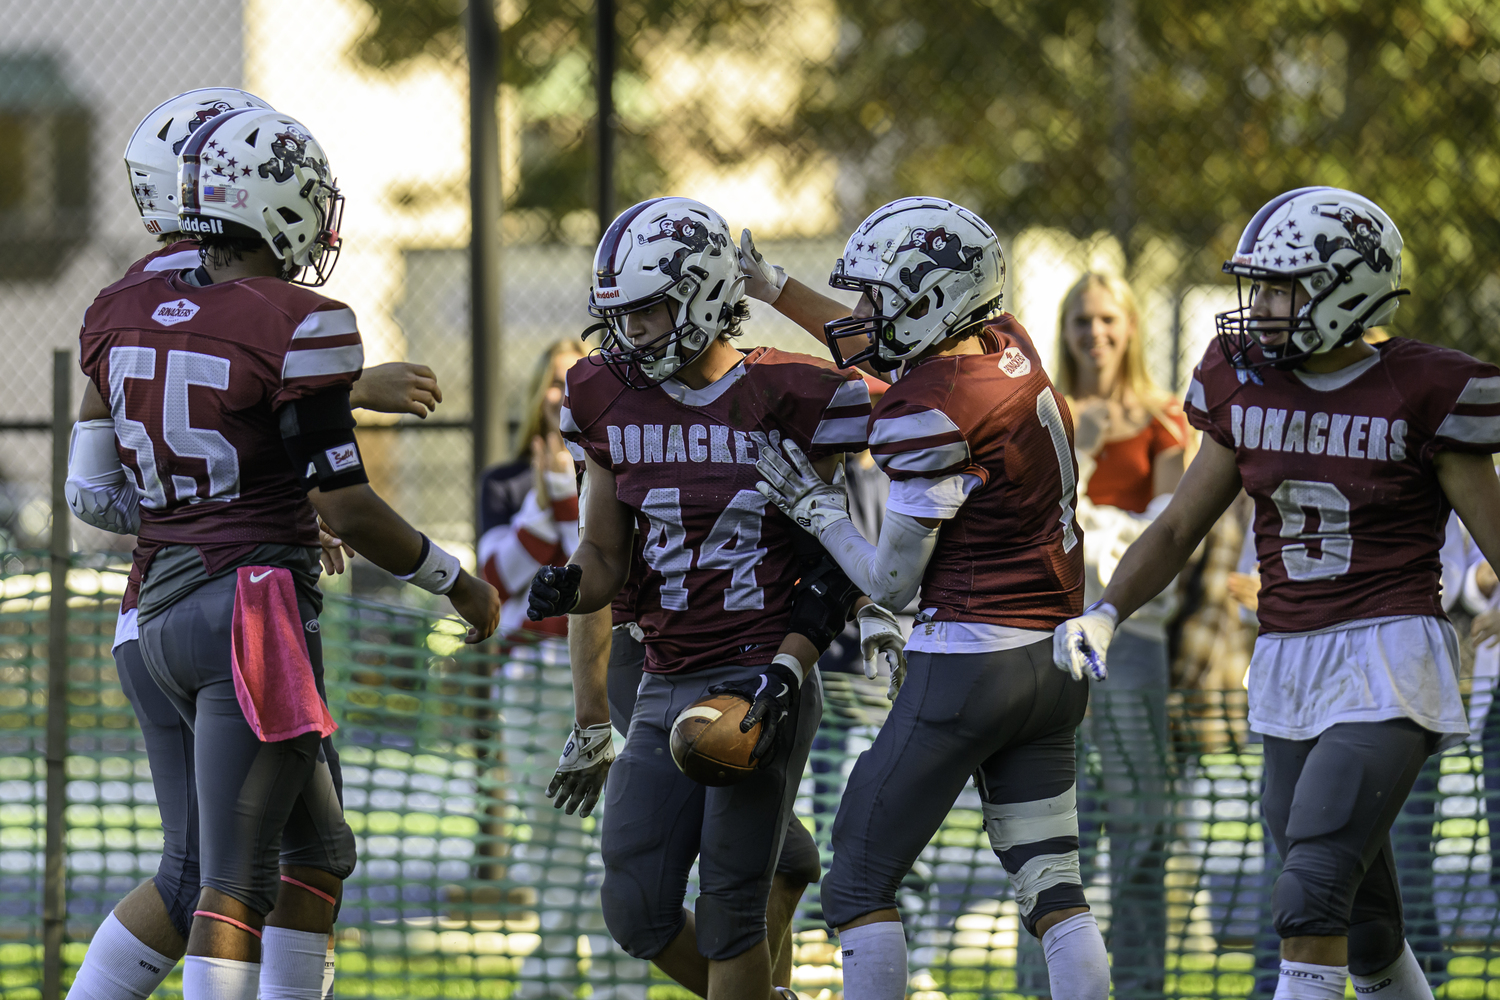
[
  {"xmin": 78, "ymin": 269, "xmax": 364, "ymax": 574},
  {"xmin": 1186, "ymin": 338, "xmax": 1500, "ymax": 633},
  {"xmin": 125, "ymin": 240, "xmax": 200, "ymax": 277},
  {"xmin": 868, "ymin": 315, "xmax": 1084, "ymax": 629},
  {"xmin": 563, "ymin": 347, "xmax": 871, "ymax": 673}
]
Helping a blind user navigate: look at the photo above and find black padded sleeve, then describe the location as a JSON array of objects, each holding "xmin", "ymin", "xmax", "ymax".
[{"xmin": 279, "ymin": 387, "xmax": 369, "ymax": 491}]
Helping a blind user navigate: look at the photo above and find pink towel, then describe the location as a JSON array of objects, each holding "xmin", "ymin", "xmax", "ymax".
[{"xmin": 230, "ymin": 566, "xmax": 337, "ymax": 742}]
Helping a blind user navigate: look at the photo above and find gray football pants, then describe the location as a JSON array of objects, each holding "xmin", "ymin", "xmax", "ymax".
[
  {"xmin": 599, "ymin": 660, "xmax": 822, "ymax": 961},
  {"xmin": 1261, "ymin": 718, "xmax": 1436, "ymax": 975},
  {"xmin": 606, "ymin": 626, "xmax": 822, "ymax": 884},
  {"xmin": 820, "ymin": 639, "xmax": 1090, "ymax": 935},
  {"xmin": 138, "ymin": 573, "xmax": 356, "ymax": 917}
]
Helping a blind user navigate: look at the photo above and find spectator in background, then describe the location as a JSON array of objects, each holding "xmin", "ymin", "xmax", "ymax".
[
  {"xmin": 477, "ymin": 338, "xmax": 588, "ymax": 639},
  {"xmin": 1056, "ymin": 272, "xmax": 1185, "ymax": 1000}
]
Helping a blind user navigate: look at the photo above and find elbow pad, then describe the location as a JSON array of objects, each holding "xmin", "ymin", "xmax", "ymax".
[
  {"xmin": 279, "ymin": 389, "xmax": 370, "ymax": 492},
  {"xmin": 65, "ymin": 418, "xmax": 140, "ymax": 534},
  {"xmin": 788, "ymin": 556, "xmax": 861, "ymax": 654}
]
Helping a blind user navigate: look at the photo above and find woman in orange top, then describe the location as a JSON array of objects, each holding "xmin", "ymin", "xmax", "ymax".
[{"xmin": 1056, "ymin": 272, "xmax": 1183, "ymax": 1000}]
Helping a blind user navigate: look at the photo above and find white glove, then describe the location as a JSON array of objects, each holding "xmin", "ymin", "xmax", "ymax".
[
  {"xmin": 1052, "ymin": 602, "xmax": 1117, "ymax": 682},
  {"xmin": 545, "ymin": 721, "xmax": 615, "ymax": 817},
  {"xmin": 738, "ymin": 228, "xmax": 787, "ymax": 304},
  {"xmin": 857, "ymin": 603, "xmax": 908, "ymax": 700},
  {"xmin": 755, "ymin": 439, "xmax": 850, "ymax": 538}
]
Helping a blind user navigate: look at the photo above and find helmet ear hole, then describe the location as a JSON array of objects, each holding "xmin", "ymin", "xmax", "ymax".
[
  {"xmin": 907, "ymin": 296, "xmax": 931, "ymax": 320},
  {"xmin": 277, "ymin": 207, "xmax": 302, "ymax": 224}
]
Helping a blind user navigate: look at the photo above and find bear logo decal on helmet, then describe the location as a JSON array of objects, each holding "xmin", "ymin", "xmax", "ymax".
[
  {"xmin": 170, "ymin": 102, "xmax": 237, "ymax": 155},
  {"xmin": 896, "ymin": 227, "xmax": 985, "ymax": 293},
  {"xmin": 640, "ymin": 217, "xmax": 729, "ymax": 282},
  {"xmin": 258, "ymin": 128, "xmax": 321, "ymax": 184},
  {"xmin": 1313, "ymin": 205, "xmax": 1394, "ymax": 273}
]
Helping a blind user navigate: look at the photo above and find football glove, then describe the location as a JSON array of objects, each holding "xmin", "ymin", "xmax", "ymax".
[
  {"xmin": 756, "ymin": 439, "xmax": 850, "ymax": 538},
  {"xmin": 546, "ymin": 721, "xmax": 615, "ymax": 817},
  {"xmin": 857, "ymin": 603, "xmax": 908, "ymax": 699},
  {"xmin": 738, "ymin": 228, "xmax": 787, "ymax": 304},
  {"xmin": 708, "ymin": 654, "xmax": 803, "ymax": 763},
  {"xmin": 527, "ymin": 564, "xmax": 582, "ymax": 620},
  {"xmin": 1052, "ymin": 602, "xmax": 1117, "ymax": 682}
]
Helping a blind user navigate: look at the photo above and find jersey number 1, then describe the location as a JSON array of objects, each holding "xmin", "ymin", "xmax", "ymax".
[
  {"xmin": 1036, "ymin": 389, "xmax": 1079, "ymax": 552},
  {"xmin": 110, "ymin": 346, "xmax": 241, "ymax": 507}
]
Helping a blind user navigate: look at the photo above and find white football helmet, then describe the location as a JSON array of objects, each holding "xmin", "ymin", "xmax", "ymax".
[
  {"xmin": 588, "ymin": 197, "xmax": 745, "ymax": 388},
  {"xmin": 826, "ymin": 197, "xmax": 1006, "ymax": 372},
  {"xmin": 124, "ymin": 88, "xmax": 273, "ymax": 237},
  {"xmin": 177, "ymin": 108, "xmax": 344, "ymax": 285},
  {"xmin": 1216, "ymin": 186, "xmax": 1406, "ymax": 369}
]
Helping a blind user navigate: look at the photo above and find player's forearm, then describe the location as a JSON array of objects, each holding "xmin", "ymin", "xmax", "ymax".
[
  {"xmin": 773, "ymin": 277, "xmax": 851, "ymax": 342},
  {"xmin": 308, "ymin": 484, "xmax": 425, "ymax": 574},
  {"xmin": 569, "ymin": 540, "xmax": 628, "ymax": 614},
  {"xmin": 1437, "ymin": 452, "xmax": 1500, "ymax": 573},
  {"xmin": 1098, "ymin": 515, "xmax": 1203, "ymax": 619},
  {"xmin": 820, "ymin": 513, "xmax": 935, "ymax": 610},
  {"xmin": 567, "ymin": 607, "xmax": 613, "ymax": 727}
]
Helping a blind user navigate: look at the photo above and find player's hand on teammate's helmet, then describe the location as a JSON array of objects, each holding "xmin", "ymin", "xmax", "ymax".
[
  {"xmin": 737, "ymin": 229, "xmax": 787, "ymax": 304},
  {"xmin": 709, "ymin": 656, "xmax": 802, "ymax": 763},
  {"xmin": 546, "ymin": 721, "xmax": 615, "ymax": 817},
  {"xmin": 857, "ymin": 603, "xmax": 908, "ymax": 699},
  {"xmin": 448, "ymin": 571, "xmax": 501, "ymax": 644},
  {"xmin": 756, "ymin": 440, "xmax": 850, "ymax": 538},
  {"xmin": 528, "ymin": 564, "xmax": 583, "ymax": 620},
  {"xmin": 1052, "ymin": 602, "xmax": 1117, "ymax": 682},
  {"xmin": 350, "ymin": 362, "xmax": 443, "ymax": 418}
]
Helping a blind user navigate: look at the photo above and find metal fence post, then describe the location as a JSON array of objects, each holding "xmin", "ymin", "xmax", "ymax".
[
  {"xmin": 595, "ymin": 0, "xmax": 616, "ymax": 236},
  {"xmin": 43, "ymin": 348, "xmax": 71, "ymax": 1000},
  {"xmin": 469, "ymin": 0, "xmax": 504, "ymax": 529}
]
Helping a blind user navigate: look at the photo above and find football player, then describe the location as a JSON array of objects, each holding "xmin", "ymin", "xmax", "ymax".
[
  {"xmin": 524, "ymin": 196, "xmax": 879, "ymax": 1000},
  {"xmin": 74, "ymin": 106, "xmax": 498, "ymax": 1000},
  {"xmin": 752, "ymin": 197, "xmax": 1110, "ymax": 1000},
  {"xmin": 1055, "ymin": 187, "xmax": 1500, "ymax": 1000},
  {"xmin": 65, "ymin": 89, "xmax": 445, "ymax": 1000}
]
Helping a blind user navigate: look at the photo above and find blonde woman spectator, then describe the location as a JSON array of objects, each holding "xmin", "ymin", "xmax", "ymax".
[
  {"xmin": 1055, "ymin": 272, "xmax": 1184, "ymax": 1000},
  {"xmin": 477, "ymin": 338, "xmax": 588, "ymax": 638}
]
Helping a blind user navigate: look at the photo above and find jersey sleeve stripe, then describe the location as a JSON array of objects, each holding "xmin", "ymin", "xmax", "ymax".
[
  {"xmin": 873, "ymin": 440, "xmax": 971, "ymax": 474},
  {"xmin": 812, "ymin": 415, "xmax": 870, "ymax": 446},
  {"xmin": 560, "ymin": 405, "xmax": 580, "ymax": 435},
  {"xmin": 564, "ymin": 440, "xmax": 587, "ymax": 463},
  {"xmin": 143, "ymin": 250, "xmax": 201, "ymax": 272},
  {"xmin": 1186, "ymin": 376, "xmax": 1207, "ymax": 413},
  {"xmin": 869, "ymin": 408, "xmax": 963, "ymax": 446},
  {"xmin": 291, "ymin": 307, "xmax": 359, "ymax": 341},
  {"xmin": 1436, "ymin": 412, "xmax": 1500, "ymax": 445},
  {"xmin": 829, "ymin": 379, "xmax": 872, "ymax": 409},
  {"xmin": 282, "ymin": 344, "xmax": 365, "ymax": 381},
  {"xmin": 1456, "ymin": 376, "xmax": 1500, "ymax": 406}
]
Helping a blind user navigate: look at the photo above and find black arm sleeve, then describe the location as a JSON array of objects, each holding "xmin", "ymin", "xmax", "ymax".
[{"xmin": 279, "ymin": 388, "xmax": 369, "ymax": 492}]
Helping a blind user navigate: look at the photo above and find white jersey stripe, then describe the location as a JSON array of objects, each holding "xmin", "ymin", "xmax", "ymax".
[
  {"xmin": 828, "ymin": 378, "xmax": 872, "ymax": 409},
  {"xmin": 877, "ymin": 441, "xmax": 971, "ymax": 474},
  {"xmin": 869, "ymin": 408, "xmax": 963, "ymax": 446},
  {"xmin": 291, "ymin": 307, "xmax": 359, "ymax": 341},
  {"xmin": 560, "ymin": 405, "xmax": 580, "ymax": 435},
  {"xmin": 143, "ymin": 250, "xmax": 201, "ymax": 272},
  {"xmin": 1436, "ymin": 412, "xmax": 1500, "ymax": 444},
  {"xmin": 1186, "ymin": 377, "xmax": 1207, "ymax": 413},
  {"xmin": 811, "ymin": 415, "xmax": 870, "ymax": 445},
  {"xmin": 283, "ymin": 344, "xmax": 365, "ymax": 380},
  {"xmin": 1455, "ymin": 375, "xmax": 1500, "ymax": 406}
]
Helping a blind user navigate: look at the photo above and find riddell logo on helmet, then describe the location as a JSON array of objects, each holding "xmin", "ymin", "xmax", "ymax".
[
  {"xmin": 179, "ymin": 216, "xmax": 225, "ymax": 235},
  {"xmin": 151, "ymin": 299, "xmax": 200, "ymax": 326},
  {"xmin": 596, "ymin": 288, "xmax": 622, "ymax": 299}
]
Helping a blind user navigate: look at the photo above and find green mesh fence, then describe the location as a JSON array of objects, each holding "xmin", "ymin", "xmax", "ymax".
[{"xmin": 0, "ymin": 555, "xmax": 1497, "ymax": 999}]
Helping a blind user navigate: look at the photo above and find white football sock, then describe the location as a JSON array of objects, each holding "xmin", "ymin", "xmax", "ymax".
[
  {"xmin": 323, "ymin": 935, "xmax": 336, "ymax": 999},
  {"xmin": 1274, "ymin": 959, "xmax": 1350, "ymax": 1000},
  {"xmin": 67, "ymin": 911, "xmax": 177, "ymax": 1000},
  {"xmin": 838, "ymin": 921, "xmax": 908, "ymax": 1000},
  {"xmin": 1350, "ymin": 942, "xmax": 1433, "ymax": 1000},
  {"xmin": 1040, "ymin": 911, "xmax": 1110, "ymax": 1000},
  {"xmin": 260, "ymin": 927, "xmax": 330, "ymax": 1000},
  {"xmin": 182, "ymin": 955, "xmax": 260, "ymax": 1000}
]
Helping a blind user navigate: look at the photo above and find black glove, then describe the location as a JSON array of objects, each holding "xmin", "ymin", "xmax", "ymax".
[
  {"xmin": 708, "ymin": 656, "xmax": 801, "ymax": 763},
  {"xmin": 527, "ymin": 564, "xmax": 582, "ymax": 620}
]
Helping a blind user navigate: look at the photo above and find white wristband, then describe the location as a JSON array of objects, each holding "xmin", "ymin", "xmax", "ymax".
[
  {"xmin": 397, "ymin": 535, "xmax": 461, "ymax": 594},
  {"xmin": 771, "ymin": 652, "xmax": 805, "ymax": 687}
]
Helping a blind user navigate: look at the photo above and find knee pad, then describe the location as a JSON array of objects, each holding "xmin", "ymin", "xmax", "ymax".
[
  {"xmin": 599, "ymin": 868, "xmax": 684, "ymax": 961},
  {"xmin": 1006, "ymin": 850, "xmax": 1087, "ymax": 936},
  {"xmin": 1347, "ymin": 916, "xmax": 1405, "ymax": 977},
  {"xmin": 153, "ymin": 870, "xmax": 199, "ymax": 941},
  {"xmin": 775, "ymin": 819, "xmax": 822, "ymax": 885},
  {"xmin": 1272, "ymin": 868, "xmax": 1348, "ymax": 939},
  {"xmin": 695, "ymin": 890, "xmax": 768, "ymax": 961}
]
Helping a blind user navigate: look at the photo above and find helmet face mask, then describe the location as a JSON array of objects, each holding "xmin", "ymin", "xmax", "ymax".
[
  {"xmin": 177, "ymin": 108, "xmax": 345, "ymax": 287},
  {"xmin": 586, "ymin": 198, "xmax": 744, "ymax": 389},
  {"xmin": 824, "ymin": 198, "xmax": 1006, "ymax": 374},
  {"xmin": 1215, "ymin": 187, "xmax": 1407, "ymax": 371}
]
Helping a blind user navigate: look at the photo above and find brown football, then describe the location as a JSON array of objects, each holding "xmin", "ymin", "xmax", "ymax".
[{"xmin": 669, "ymin": 694, "xmax": 761, "ymax": 786}]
